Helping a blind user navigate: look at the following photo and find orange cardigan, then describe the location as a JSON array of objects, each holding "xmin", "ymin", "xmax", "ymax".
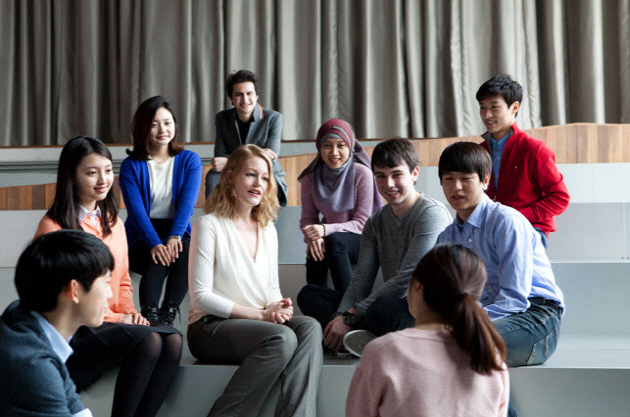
[{"xmin": 34, "ymin": 215, "xmax": 138, "ymax": 323}]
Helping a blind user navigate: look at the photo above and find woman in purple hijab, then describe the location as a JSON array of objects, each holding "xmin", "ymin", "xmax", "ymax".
[{"xmin": 297, "ymin": 119, "xmax": 382, "ymax": 298}]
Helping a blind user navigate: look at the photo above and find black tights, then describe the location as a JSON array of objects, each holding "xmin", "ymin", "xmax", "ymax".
[{"xmin": 111, "ymin": 332, "xmax": 183, "ymax": 417}]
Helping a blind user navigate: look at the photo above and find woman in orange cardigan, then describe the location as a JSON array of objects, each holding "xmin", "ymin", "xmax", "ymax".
[{"xmin": 34, "ymin": 136, "xmax": 182, "ymax": 417}]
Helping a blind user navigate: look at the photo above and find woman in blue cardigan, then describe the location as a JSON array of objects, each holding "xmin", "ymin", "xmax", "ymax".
[{"xmin": 119, "ymin": 96, "xmax": 202, "ymax": 325}]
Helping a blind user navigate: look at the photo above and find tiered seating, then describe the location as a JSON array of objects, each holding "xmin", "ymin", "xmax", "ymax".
[{"xmin": 2, "ymin": 124, "xmax": 630, "ymax": 416}]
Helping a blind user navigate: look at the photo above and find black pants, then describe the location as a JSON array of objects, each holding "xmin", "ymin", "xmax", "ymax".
[
  {"xmin": 297, "ymin": 284, "xmax": 414, "ymax": 336},
  {"xmin": 305, "ymin": 232, "xmax": 361, "ymax": 294},
  {"xmin": 128, "ymin": 219, "xmax": 190, "ymax": 307}
]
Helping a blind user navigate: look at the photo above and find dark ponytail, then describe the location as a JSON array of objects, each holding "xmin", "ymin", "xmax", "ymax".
[{"xmin": 412, "ymin": 244, "xmax": 506, "ymax": 375}]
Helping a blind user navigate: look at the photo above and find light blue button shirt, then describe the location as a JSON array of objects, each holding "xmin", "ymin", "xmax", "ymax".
[
  {"xmin": 32, "ymin": 311, "xmax": 73, "ymax": 363},
  {"xmin": 484, "ymin": 130, "xmax": 512, "ymax": 187},
  {"xmin": 437, "ymin": 195, "xmax": 564, "ymax": 320}
]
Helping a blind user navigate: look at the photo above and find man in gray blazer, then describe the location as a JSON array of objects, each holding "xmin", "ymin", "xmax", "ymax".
[{"xmin": 205, "ymin": 70, "xmax": 288, "ymax": 206}]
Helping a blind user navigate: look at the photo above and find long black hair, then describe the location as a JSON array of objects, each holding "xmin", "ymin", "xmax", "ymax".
[
  {"xmin": 47, "ymin": 136, "xmax": 119, "ymax": 236},
  {"xmin": 412, "ymin": 244, "xmax": 506, "ymax": 375}
]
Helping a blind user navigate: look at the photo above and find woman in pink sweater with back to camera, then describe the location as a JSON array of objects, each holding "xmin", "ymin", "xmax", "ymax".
[{"xmin": 346, "ymin": 244, "xmax": 509, "ymax": 417}]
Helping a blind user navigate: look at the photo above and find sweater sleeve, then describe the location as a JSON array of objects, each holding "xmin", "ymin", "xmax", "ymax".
[
  {"xmin": 118, "ymin": 158, "xmax": 162, "ymax": 248},
  {"xmin": 345, "ymin": 342, "xmax": 384, "ymax": 417},
  {"xmin": 323, "ymin": 164, "xmax": 375, "ymax": 236},
  {"xmin": 169, "ymin": 151, "xmax": 202, "ymax": 238},
  {"xmin": 104, "ymin": 221, "xmax": 137, "ymax": 323},
  {"xmin": 188, "ymin": 216, "xmax": 236, "ymax": 318},
  {"xmin": 337, "ymin": 216, "xmax": 381, "ymax": 313},
  {"xmin": 519, "ymin": 145, "xmax": 570, "ymax": 224},
  {"xmin": 355, "ymin": 203, "xmax": 451, "ymax": 316},
  {"xmin": 299, "ymin": 173, "xmax": 321, "ymax": 243}
]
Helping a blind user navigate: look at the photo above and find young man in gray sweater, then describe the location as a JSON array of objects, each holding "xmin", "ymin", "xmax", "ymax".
[{"xmin": 298, "ymin": 138, "xmax": 452, "ymax": 355}]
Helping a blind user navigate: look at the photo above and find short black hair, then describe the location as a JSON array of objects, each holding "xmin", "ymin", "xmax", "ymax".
[
  {"xmin": 226, "ymin": 70, "xmax": 259, "ymax": 98},
  {"xmin": 371, "ymin": 137, "xmax": 419, "ymax": 173},
  {"xmin": 476, "ymin": 74, "xmax": 522, "ymax": 113},
  {"xmin": 15, "ymin": 230, "xmax": 114, "ymax": 313},
  {"xmin": 438, "ymin": 142, "xmax": 491, "ymax": 183}
]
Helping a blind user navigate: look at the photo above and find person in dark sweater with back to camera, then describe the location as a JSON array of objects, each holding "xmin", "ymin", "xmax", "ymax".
[
  {"xmin": 0, "ymin": 230, "xmax": 113, "ymax": 417},
  {"xmin": 298, "ymin": 137, "xmax": 452, "ymax": 356},
  {"xmin": 476, "ymin": 74, "xmax": 570, "ymax": 248}
]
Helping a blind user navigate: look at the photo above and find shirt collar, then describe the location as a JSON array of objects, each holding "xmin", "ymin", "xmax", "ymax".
[
  {"xmin": 78, "ymin": 205, "xmax": 101, "ymax": 225},
  {"xmin": 457, "ymin": 194, "xmax": 490, "ymax": 229},
  {"xmin": 32, "ymin": 311, "xmax": 74, "ymax": 363}
]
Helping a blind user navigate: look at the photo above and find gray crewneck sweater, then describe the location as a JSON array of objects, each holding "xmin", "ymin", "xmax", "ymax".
[{"xmin": 337, "ymin": 194, "xmax": 452, "ymax": 316}]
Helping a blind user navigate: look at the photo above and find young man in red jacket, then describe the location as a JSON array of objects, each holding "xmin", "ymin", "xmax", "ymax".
[{"xmin": 477, "ymin": 74, "xmax": 570, "ymax": 248}]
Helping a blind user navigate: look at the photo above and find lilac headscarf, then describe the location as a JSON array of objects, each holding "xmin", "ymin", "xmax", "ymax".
[{"xmin": 298, "ymin": 119, "xmax": 382, "ymax": 213}]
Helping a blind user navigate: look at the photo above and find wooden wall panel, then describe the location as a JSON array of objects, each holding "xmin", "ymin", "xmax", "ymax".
[{"xmin": 3, "ymin": 123, "xmax": 630, "ymax": 210}]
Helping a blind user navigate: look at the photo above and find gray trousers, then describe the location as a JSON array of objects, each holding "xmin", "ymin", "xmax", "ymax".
[{"xmin": 188, "ymin": 315, "xmax": 323, "ymax": 417}]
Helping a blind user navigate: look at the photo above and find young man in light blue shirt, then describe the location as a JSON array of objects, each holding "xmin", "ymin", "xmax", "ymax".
[
  {"xmin": 436, "ymin": 141, "xmax": 564, "ymax": 367},
  {"xmin": 0, "ymin": 230, "xmax": 114, "ymax": 417}
]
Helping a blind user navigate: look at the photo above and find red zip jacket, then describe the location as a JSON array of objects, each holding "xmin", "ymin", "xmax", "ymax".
[{"xmin": 480, "ymin": 123, "xmax": 570, "ymax": 235}]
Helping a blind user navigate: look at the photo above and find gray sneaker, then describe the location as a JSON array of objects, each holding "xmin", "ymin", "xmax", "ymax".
[{"xmin": 343, "ymin": 330, "xmax": 376, "ymax": 357}]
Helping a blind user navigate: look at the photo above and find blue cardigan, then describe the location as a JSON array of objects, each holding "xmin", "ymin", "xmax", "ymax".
[
  {"xmin": 119, "ymin": 149, "xmax": 202, "ymax": 249},
  {"xmin": 0, "ymin": 301, "xmax": 86, "ymax": 416}
]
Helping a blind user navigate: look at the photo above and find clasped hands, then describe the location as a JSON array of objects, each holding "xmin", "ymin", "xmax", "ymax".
[
  {"xmin": 151, "ymin": 237, "xmax": 183, "ymax": 266},
  {"xmin": 263, "ymin": 298, "xmax": 293, "ymax": 324}
]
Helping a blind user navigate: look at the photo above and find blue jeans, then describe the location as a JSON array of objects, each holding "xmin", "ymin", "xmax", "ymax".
[
  {"xmin": 493, "ymin": 297, "xmax": 562, "ymax": 367},
  {"xmin": 533, "ymin": 227, "xmax": 548, "ymax": 249}
]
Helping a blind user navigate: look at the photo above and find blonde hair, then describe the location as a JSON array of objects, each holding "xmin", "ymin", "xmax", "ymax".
[{"xmin": 205, "ymin": 144, "xmax": 279, "ymax": 227}]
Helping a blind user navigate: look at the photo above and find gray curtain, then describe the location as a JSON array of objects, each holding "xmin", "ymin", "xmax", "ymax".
[{"xmin": 1, "ymin": 0, "xmax": 629, "ymax": 146}]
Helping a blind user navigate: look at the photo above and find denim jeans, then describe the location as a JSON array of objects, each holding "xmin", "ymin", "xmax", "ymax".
[
  {"xmin": 533, "ymin": 227, "xmax": 549, "ymax": 250},
  {"xmin": 493, "ymin": 297, "xmax": 562, "ymax": 367}
]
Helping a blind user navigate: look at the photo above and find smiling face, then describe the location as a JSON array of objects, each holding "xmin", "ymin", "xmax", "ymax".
[
  {"xmin": 74, "ymin": 153, "xmax": 114, "ymax": 210},
  {"xmin": 231, "ymin": 81, "xmax": 259, "ymax": 122},
  {"xmin": 479, "ymin": 95, "xmax": 519, "ymax": 140},
  {"xmin": 76, "ymin": 271, "xmax": 113, "ymax": 328},
  {"xmin": 441, "ymin": 171, "xmax": 489, "ymax": 222},
  {"xmin": 148, "ymin": 107, "xmax": 176, "ymax": 152},
  {"xmin": 320, "ymin": 137, "xmax": 350, "ymax": 170},
  {"xmin": 374, "ymin": 162, "xmax": 420, "ymax": 217},
  {"xmin": 229, "ymin": 156, "xmax": 270, "ymax": 209}
]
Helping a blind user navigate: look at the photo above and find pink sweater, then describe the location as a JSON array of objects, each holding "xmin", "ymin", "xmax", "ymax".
[
  {"xmin": 346, "ymin": 328, "xmax": 509, "ymax": 417},
  {"xmin": 300, "ymin": 162, "xmax": 376, "ymax": 242},
  {"xmin": 34, "ymin": 215, "xmax": 138, "ymax": 323}
]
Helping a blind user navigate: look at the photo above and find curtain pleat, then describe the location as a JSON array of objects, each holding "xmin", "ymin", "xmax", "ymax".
[{"xmin": 1, "ymin": 0, "xmax": 629, "ymax": 146}]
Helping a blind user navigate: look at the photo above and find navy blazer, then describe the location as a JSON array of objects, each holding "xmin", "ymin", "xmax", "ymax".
[
  {"xmin": 213, "ymin": 104, "xmax": 288, "ymax": 206},
  {"xmin": 0, "ymin": 301, "xmax": 86, "ymax": 416}
]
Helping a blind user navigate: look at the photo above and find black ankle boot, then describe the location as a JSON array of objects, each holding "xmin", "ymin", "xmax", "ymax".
[
  {"xmin": 159, "ymin": 301, "xmax": 180, "ymax": 326},
  {"xmin": 141, "ymin": 303, "xmax": 159, "ymax": 324}
]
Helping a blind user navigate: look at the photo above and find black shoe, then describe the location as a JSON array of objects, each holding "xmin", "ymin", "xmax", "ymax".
[
  {"xmin": 159, "ymin": 301, "xmax": 180, "ymax": 326},
  {"xmin": 141, "ymin": 303, "xmax": 159, "ymax": 324}
]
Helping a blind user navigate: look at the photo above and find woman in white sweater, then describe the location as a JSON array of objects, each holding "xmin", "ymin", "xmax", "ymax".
[
  {"xmin": 188, "ymin": 144, "xmax": 322, "ymax": 417},
  {"xmin": 346, "ymin": 244, "xmax": 510, "ymax": 417}
]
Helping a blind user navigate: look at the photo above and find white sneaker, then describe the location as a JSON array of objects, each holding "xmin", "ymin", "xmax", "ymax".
[{"xmin": 343, "ymin": 330, "xmax": 376, "ymax": 357}]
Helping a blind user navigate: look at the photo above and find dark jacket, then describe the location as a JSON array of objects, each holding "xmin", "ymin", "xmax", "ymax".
[{"xmin": 0, "ymin": 300, "xmax": 86, "ymax": 416}]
